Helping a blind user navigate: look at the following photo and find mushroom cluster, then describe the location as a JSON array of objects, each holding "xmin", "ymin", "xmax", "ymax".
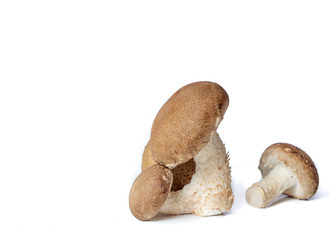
[
  {"xmin": 129, "ymin": 81, "xmax": 320, "ymax": 221},
  {"xmin": 129, "ymin": 81, "xmax": 234, "ymax": 220}
]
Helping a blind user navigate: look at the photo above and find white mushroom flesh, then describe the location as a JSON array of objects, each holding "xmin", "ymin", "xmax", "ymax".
[
  {"xmin": 159, "ymin": 132, "xmax": 233, "ymax": 216},
  {"xmin": 246, "ymin": 163, "xmax": 297, "ymax": 208}
]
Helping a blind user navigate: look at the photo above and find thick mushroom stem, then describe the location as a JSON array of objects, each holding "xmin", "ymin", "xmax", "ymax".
[
  {"xmin": 159, "ymin": 132, "xmax": 233, "ymax": 216},
  {"xmin": 246, "ymin": 164, "xmax": 296, "ymax": 208}
]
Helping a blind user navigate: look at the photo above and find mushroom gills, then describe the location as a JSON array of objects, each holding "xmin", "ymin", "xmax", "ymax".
[{"xmin": 171, "ymin": 159, "xmax": 196, "ymax": 191}]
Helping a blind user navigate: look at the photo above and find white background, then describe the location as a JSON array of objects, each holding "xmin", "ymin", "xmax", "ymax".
[{"xmin": 0, "ymin": 0, "xmax": 330, "ymax": 239}]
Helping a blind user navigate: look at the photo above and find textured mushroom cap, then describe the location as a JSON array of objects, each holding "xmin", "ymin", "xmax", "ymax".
[
  {"xmin": 151, "ymin": 81, "xmax": 229, "ymax": 168},
  {"xmin": 129, "ymin": 165, "xmax": 173, "ymax": 220},
  {"xmin": 142, "ymin": 141, "xmax": 196, "ymax": 192},
  {"xmin": 259, "ymin": 143, "xmax": 319, "ymax": 199}
]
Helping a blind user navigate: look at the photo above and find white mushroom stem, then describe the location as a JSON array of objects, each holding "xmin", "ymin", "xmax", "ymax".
[
  {"xmin": 160, "ymin": 132, "xmax": 233, "ymax": 216},
  {"xmin": 246, "ymin": 164, "xmax": 296, "ymax": 208}
]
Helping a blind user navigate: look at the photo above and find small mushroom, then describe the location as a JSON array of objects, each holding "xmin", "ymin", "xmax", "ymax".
[
  {"xmin": 246, "ymin": 143, "xmax": 319, "ymax": 208},
  {"xmin": 129, "ymin": 81, "xmax": 234, "ymax": 220},
  {"xmin": 129, "ymin": 164, "xmax": 172, "ymax": 221}
]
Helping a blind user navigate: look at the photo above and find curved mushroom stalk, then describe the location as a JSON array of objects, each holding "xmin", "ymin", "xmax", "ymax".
[
  {"xmin": 246, "ymin": 164, "xmax": 296, "ymax": 208},
  {"xmin": 160, "ymin": 132, "xmax": 233, "ymax": 216}
]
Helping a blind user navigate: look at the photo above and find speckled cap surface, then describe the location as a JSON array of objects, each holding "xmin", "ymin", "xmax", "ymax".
[
  {"xmin": 129, "ymin": 164, "xmax": 173, "ymax": 221},
  {"xmin": 150, "ymin": 81, "xmax": 229, "ymax": 168}
]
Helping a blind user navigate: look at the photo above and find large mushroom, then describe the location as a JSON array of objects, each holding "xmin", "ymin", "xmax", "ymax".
[
  {"xmin": 129, "ymin": 81, "xmax": 234, "ymax": 220},
  {"xmin": 246, "ymin": 143, "xmax": 319, "ymax": 208}
]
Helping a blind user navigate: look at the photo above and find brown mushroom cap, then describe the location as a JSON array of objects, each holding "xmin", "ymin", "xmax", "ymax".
[
  {"xmin": 150, "ymin": 81, "xmax": 229, "ymax": 168},
  {"xmin": 259, "ymin": 143, "xmax": 319, "ymax": 199},
  {"xmin": 129, "ymin": 164, "xmax": 173, "ymax": 220}
]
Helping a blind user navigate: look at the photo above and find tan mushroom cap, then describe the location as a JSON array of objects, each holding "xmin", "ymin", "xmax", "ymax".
[
  {"xmin": 259, "ymin": 143, "xmax": 319, "ymax": 199},
  {"xmin": 129, "ymin": 164, "xmax": 173, "ymax": 221},
  {"xmin": 151, "ymin": 81, "xmax": 229, "ymax": 168}
]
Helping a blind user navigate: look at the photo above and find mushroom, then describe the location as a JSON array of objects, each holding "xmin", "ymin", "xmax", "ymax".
[
  {"xmin": 129, "ymin": 164, "xmax": 172, "ymax": 221},
  {"xmin": 129, "ymin": 81, "xmax": 234, "ymax": 220},
  {"xmin": 246, "ymin": 143, "xmax": 319, "ymax": 208}
]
